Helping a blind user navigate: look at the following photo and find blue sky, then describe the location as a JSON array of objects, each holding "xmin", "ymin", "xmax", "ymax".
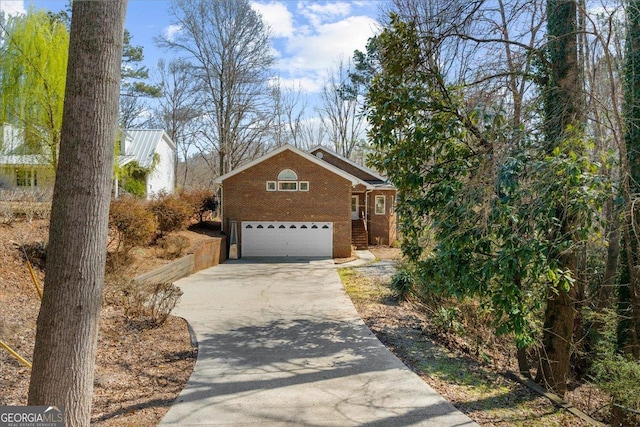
[{"xmin": 1, "ymin": 0, "xmax": 387, "ymax": 95}]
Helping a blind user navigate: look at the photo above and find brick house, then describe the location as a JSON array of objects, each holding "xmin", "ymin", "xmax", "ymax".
[{"xmin": 214, "ymin": 144, "xmax": 396, "ymax": 258}]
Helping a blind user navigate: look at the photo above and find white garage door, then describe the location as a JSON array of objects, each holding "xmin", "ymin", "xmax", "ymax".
[{"xmin": 241, "ymin": 221, "xmax": 333, "ymax": 257}]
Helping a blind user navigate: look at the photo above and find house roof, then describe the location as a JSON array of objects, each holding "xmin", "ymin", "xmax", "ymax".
[
  {"xmin": 213, "ymin": 144, "xmax": 374, "ymax": 189},
  {"xmin": 117, "ymin": 129, "xmax": 175, "ymax": 168},
  {"xmin": 309, "ymin": 145, "xmax": 389, "ymax": 183},
  {"xmin": 1, "ymin": 126, "xmax": 175, "ymax": 169}
]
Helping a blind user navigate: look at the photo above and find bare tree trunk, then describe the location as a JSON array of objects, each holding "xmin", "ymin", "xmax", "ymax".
[{"xmin": 27, "ymin": 2, "xmax": 127, "ymax": 426}]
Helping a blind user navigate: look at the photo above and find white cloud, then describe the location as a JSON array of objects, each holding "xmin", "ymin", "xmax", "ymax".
[
  {"xmin": 297, "ymin": 1, "xmax": 351, "ymax": 27},
  {"xmin": 252, "ymin": 1, "xmax": 294, "ymax": 38},
  {"xmin": 0, "ymin": 0, "xmax": 25, "ymax": 16},
  {"xmin": 252, "ymin": 2, "xmax": 381, "ymax": 97},
  {"xmin": 163, "ymin": 24, "xmax": 182, "ymax": 42},
  {"xmin": 273, "ymin": 76, "xmax": 324, "ymax": 94},
  {"xmin": 278, "ymin": 15, "xmax": 379, "ymax": 91}
]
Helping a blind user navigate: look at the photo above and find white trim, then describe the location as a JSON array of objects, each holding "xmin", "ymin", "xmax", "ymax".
[
  {"xmin": 266, "ymin": 181, "xmax": 276, "ymax": 191},
  {"xmin": 299, "ymin": 181, "xmax": 309, "ymax": 191},
  {"xmin": 351, "ymin": 195, "xmax": 359, "ymax": 220},
  {"xmin": 375, "ymin": 195, "xmax": 386, "ymax": 215},
  {"xmin": 213, "ymin": 144, "xmax": 372, "ymax": 189}
]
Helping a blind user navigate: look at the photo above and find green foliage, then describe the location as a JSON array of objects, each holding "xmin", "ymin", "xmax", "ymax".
[
  {"xmin": 390, "ymin": 268, "xmax": 415, "ymax": 300},
  {"xmin": 0, "ymin": 8, "xmax": 69, "ymax": 167},
  {"xmin": 120, "ymin": 161, "xmax": 149, "ymax": 197},
  {"xmin": 121, "ymin": 29, "xmax": 161, "ymax": 99},
  {"xmin": 109, "ymin": 197, "xmax": 157, "ymax": 253},
  {"xmin": 625, "ymin": 1, "xmax": 640, "ymax": 187},
  {"xmin": 591, "ymin": 355, "xmax": 640, "ymax": 413},
  {"xmin": 118, "ymin": 155, "xmax": 159, "ymax": 198},
  {"xmin": 363, "ymin": 15, "xmax": 605, "ymax": 349},
  {"xmin": 148, "ymin": 192, "xmax": 192, "ymax": 236},
  {"xmin": 432, "ymin": 306, "xmax": 465, "ymax": 336}
]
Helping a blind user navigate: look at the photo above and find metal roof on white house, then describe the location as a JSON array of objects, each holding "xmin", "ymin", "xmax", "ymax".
[
  {"xmin": 1, "ymin": 125, "xmax": 176, "ymax": 170},
  {"xmin": 117, "ymin": 129, "xmax": 175, "ymax": 169}
]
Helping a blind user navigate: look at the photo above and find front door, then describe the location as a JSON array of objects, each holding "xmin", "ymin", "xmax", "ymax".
[{"xmin": 351, "ymin": 195, "xmax": 359, "ymax": 220}]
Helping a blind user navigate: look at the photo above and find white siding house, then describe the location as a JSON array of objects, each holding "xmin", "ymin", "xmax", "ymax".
[
  {"xmin": 117, "ymin": 129, "xmax": 176, "ymax": 199},
  {"xmin": 0, "ymin": 125, "xmax": 55, "ymax": 190},
  {"xmin": 1, "ymin": 125, "xmax": 176, "ymax": 199}
]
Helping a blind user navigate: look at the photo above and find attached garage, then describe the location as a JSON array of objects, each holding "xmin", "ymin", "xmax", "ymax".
[{"xmin": 241, "ymin": 221, "xmax": 333, "ymax": 257}]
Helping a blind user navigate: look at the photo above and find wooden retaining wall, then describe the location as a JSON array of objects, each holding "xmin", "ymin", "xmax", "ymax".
[{"xmin": 134, "ymin": 236, "xmax": 226, "ymax": 285}]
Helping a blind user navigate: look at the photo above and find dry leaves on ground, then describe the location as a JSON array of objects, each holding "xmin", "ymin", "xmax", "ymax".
[{"xmin": 0, "ymin": 219, "xmax": 198, "ymax": 426}]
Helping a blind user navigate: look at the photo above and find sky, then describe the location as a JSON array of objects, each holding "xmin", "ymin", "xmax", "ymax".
[{"xmin": 0, "ymin": 0, "xmax": 387, "ymax": 95}]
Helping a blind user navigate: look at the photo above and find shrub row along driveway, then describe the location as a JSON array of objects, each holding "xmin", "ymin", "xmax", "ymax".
[{"xmin": 160, "ymin": 258, "xmax": 478, "ymax": 426}]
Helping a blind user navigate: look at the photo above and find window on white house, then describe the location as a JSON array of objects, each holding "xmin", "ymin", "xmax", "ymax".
[
  {"xmin": 16, "ymin": 168, "xmax": 37, "ymax": 187},
  {"xmin": 375, "ymin": 195, "xmax": 386, "ymax": 215},
  {"xmin": 266, "ymin": 181, "xmax": 276, "ymax": 191},
  {"xmin": 299, "ymin": 181, "xmax": 309, "ymax": 191}
]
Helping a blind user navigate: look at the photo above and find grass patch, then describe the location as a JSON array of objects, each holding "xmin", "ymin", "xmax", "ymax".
[{"xmin": 339, "ymin": 267, "xmax": 391, "ymax": 304}]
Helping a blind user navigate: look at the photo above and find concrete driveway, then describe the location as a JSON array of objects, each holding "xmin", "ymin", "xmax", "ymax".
[{"xmin": 160, "ymin": 258, "xmax": 478, "ymax": 427}]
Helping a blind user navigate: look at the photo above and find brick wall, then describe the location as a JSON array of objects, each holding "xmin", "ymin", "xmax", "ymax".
[
  {"xmin": 222, "ymin": 150, "xmax": 353, "ymax": 258},
  {"xmin": 367, "ymin": 189, "xmax": 397, "ymax": 246}
]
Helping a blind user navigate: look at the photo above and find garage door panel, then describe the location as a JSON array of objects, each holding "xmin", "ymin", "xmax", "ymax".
[{"xmin": 242, "ymin": 221, "xmax": 332, "ymax": 257}]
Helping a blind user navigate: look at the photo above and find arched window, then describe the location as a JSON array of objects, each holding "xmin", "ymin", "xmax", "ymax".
[
  {"xmin": 277, "ymin": 169, "xmax": 298, "ymax": 191},
  {"xmin": 278, "ymin": 169, "xmax": 298, "ymax": 181}
]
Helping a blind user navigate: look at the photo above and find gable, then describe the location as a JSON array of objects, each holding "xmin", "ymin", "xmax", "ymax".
[
  {"xmin": 214, "ymin": 144, "xmax": 371, "ymax": 188},
  {"xmin": 225, "ymin": 149, "xmax": 352, "ymax": 188}
]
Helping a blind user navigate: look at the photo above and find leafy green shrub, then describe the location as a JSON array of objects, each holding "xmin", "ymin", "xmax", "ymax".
[
  {"xmin": 156, "ymin": 234, "xmax": 190, "ymax": 259},
  {"xmin": 591, "ymin": 355, "xmax": 640, "ymax": 426},
  {"xmin": 121, "ymin": 177, "xmax": 147, "ymax": 198},
  {"xmin": 109, "ymin": 197, "xmax": 157, "ymax": 253},
  {"xmin": 390, "ymin": 268, "xmax": 415, "ymax": 300},
  {"xmin": 148, "ymin": 192, "xmax": 192, "ymax": 236},
  {"xmin": 432, "ymin": 306, "xmax": 465, "ymax": 336}
]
